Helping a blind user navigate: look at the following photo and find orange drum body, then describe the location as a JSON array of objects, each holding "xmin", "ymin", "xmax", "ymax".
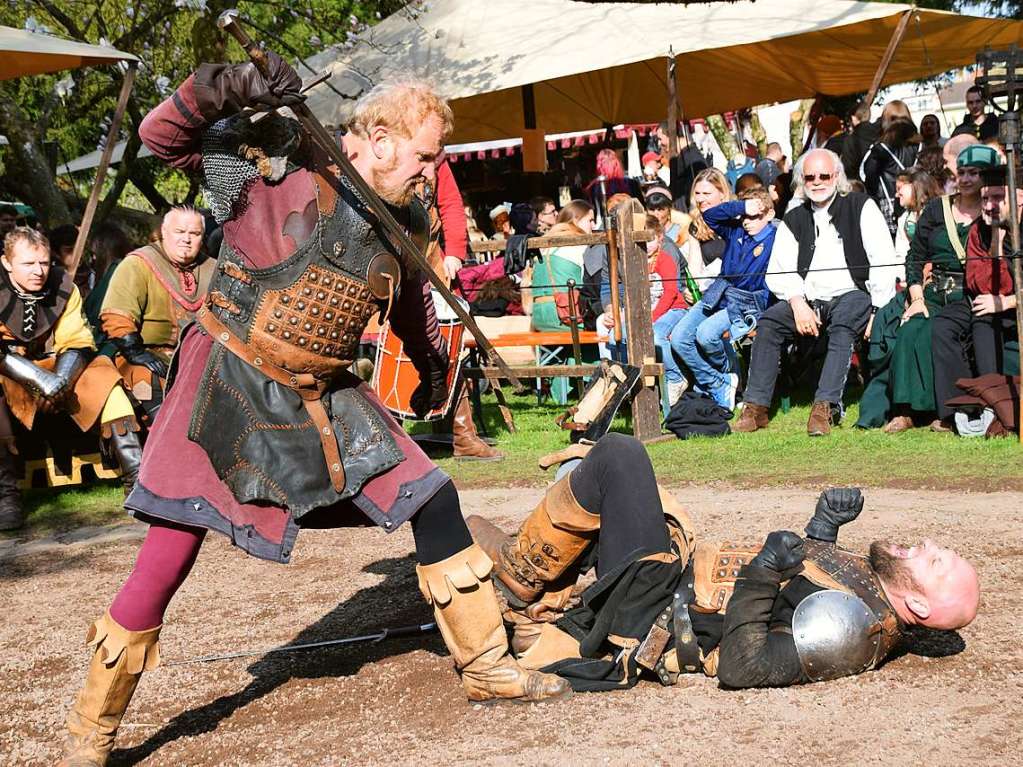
[{"xmin": 373, "ymin": 295, "xmax": 466, "ymax": 421}]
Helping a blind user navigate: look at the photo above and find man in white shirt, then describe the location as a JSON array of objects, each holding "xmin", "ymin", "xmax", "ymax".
[{"xmin": 734, "ymin": 149, "xmax": 897, "ymax": 436}]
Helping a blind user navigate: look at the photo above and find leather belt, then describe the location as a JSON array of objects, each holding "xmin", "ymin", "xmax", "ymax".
[{"xmin": 196, "ymin": 306, "xmax": 347, "ymax": 493}]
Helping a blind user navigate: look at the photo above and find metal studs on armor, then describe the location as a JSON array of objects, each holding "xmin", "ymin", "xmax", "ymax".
[
  {"xmin": 267, "ymin": 324, "xmax": 276, "ymax": 333},
  {"xmin": 303, "ymin": 322, "xmax": 313, "ymax": 331},
  {"xmin": 303, "ymin": 287, "xmax": 312, "ymax": 296},
  {"xmin": 324, "ymin": 311, "xmax": 334, "ymax": 321},
  {"xmin": 296, "ymin": 300, "xmax": 305, "ymax": 310},
  {"xmin": 274, "ymin": 310, "xmax": 283, "ymax": 319},
  {"xmin": 298, "ymin": 338, "xmax": 307, "ymax": 347},
  {"xmin": 289, "ymin": 317, "xmax": 298, "ymax": 325},
  {"xmin": 311, "ymin": 307, "xmax": 320, "ymax": 316},
  {"xmin": 317, "ymin": 327, "xmax": 326, "ymax": 336},
  {"xmin": 312, "ymin": 342, "xmax": 321, "ymax": 352},
  {"xmin": 283, "ymin": 331, "xmax": 292, "ymax": 340},
  {"xmin": 309, "ymin": 272, "xmax": 318, "ymax": 282},
  {"xmin": 316, "ymin": 291, "xmax": 326, "ymax": 300},
  {"xmin": 281, "ymin": 295, "xmax": 291, "ymax": 304}
]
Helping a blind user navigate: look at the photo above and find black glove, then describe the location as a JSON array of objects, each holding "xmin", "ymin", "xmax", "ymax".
[
  {"xmin": 113, "ymin": 333, "xmax": 169, "ymax": 380},
  {"xmin": 804, "ymin": 487, "xmax": 864, "ymax": 543},
  {"xmin": 410, "ymin": 365, "xmax": 449, "ymax": 419},
  {"xmin": 194, "ymin": 52, "xmax": 304, "ymax": 121},
  {"xmin": 750, "ymin": 531, "xmax": 805, "ymax": 579}
]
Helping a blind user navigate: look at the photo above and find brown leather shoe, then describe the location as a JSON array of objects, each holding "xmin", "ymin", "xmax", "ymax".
[
  {"xmin": 451, "ymin": 392, "xmax": 503, "ymax": 461},
  {"xmin": 883, "ymin": 415, "xmax": 915, "ymax": 434},
  {"xmin": 807, "ymin": 401, "xmax": 833, "ymax": 436},
  {"xmin": 732, "ymin": 403, "xmax": 769, "ymax": 433}
]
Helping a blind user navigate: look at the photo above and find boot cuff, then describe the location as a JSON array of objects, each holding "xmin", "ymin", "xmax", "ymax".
[
  {"xmin": 545, "ymin": 474, "xmax": 599, "ymax": 532},
  {"xmin": 416, "ymin": 543, "xmax": 493, "ymax": 606},
  {"xmin": 100, "ymin": 416, "xmax": 141, "ymax": 439},
  {"xmin": 86, "ymin": 612, "xmax": 162, "ymax": 673}
]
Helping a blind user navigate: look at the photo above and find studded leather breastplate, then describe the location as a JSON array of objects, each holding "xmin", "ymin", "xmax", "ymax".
[{"xmin": 203, "ymin": 173, "xmax": 419, "ymax": 380}]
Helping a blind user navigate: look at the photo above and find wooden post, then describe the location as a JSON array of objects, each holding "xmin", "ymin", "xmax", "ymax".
[
  {"xmin": 864, "ymin": 9, "xmax": 913, "ymax": 108},
  {"xmin": 67, "ymin": 62, "xmax": 137, "ymax": 280},
  {"xmin": 666, "ymin": 48, "xmax": 678, "ymax": 159},
  {"xmin": 616, "ymin": 200, "xmax": 661, "ymax": 441},
  {"xmin": 1004, "ymin": 144, "xmax": 1023, "ymax": 444}
]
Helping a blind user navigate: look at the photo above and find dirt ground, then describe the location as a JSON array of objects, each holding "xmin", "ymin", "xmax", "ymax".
[{"xmin": 2, "ymin": 485, "xmax": 1020, "ymax": 766}]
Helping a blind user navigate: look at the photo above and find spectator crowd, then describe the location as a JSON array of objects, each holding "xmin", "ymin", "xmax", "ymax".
[{"xmin": 0, "ymin": 83, "xmax": 1019, "ymax": 534}]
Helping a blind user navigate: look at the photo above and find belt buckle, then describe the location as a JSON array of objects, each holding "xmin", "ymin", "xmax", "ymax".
[{"xmin": 636, "ymin": 606, "xmax": 673, "ymax": 670}]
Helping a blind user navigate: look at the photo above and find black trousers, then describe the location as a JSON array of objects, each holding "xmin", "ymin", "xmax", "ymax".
[
  {"xmin": 410, "ymin": 480, "xmax": 472, "ymax": 565},
  {"xmin": 745, "ymin": 289, "xmax": 872, "ymax": 408},
  {"xmin": 568, "ymin": 433, "xmax": 670, "ymax": 577},
  {"xmin": 933, "ymin": 298, "xmax": 1019, "ymax": 419},
  {"xmin": 972, "ymin": 311, "xmax": 1018, "ymax": 377}
]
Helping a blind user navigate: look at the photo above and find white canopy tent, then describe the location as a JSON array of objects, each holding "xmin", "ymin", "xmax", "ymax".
[
  {"xmin": 302, "ymin": 0, "xmax": 1023, "ymax": 144},
  {"xmin": 0, "ymin": 25, "xmax": 138, "ymax": 80}
]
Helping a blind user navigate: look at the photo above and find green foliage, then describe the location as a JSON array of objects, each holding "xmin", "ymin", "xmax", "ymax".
[{"xmin": 0, "ymin": 1, "xmax": 410, "ymax": 214}]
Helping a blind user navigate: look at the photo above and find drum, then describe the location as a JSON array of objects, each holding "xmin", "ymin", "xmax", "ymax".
[{"xmin": 372, "ymin": 290, "xmax": 467, "ymax": 421}]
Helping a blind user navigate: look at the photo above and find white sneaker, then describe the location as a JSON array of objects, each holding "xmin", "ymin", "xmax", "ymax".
[
  {"xmin": 667, "ymin": 377, "xmax": 689, "ymax": 406},
  {"xmin": 724, "ymin": 373, "xmax": 739, "ymax": 411}
]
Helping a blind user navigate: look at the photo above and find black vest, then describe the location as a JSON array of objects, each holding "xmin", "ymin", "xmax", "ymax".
[{"xmin": 783, "ymin": 193, "xmax": 871, "ymax": 293}]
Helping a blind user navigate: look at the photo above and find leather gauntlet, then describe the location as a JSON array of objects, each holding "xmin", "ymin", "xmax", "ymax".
[
  {"xmin": 193, "ymin": 52, "xmax": 303, "ymax": 122},
  {"xmin": 113, "ymin": 333, "xmax": 169, "ymax": 379}
]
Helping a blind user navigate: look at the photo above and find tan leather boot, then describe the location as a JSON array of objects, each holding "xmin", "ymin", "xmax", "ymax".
[
  {"xmin": 807, "ymin": 401, "xmax": 833, "ymax": 436},
  {"xmin": 465, "ymin": 473, "xmax": 598, "ymax": 605},
  {"xmin": 59, "ymin": 613, "xmax": 161, "ymax": 767},
  {"xmin": 451, "ymin": 391, "xmax": 503, "ymax": 461},
  {"xmin": 416, "ymin": 544, "xmax": 572, "ymax": 703},
  {"xmin": 732, "ymin": 403, "xmax": 769, "ymax": 433}
]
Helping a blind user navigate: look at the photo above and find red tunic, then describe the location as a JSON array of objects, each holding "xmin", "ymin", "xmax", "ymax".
[{"xmin": 128, "ymin": 76, "xmax": 450, "ymax": 563}]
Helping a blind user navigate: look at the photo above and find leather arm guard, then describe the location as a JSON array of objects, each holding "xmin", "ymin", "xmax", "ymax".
[
  {"xmin": 193, "ymin": 52, "xmax": 303, "ymax": 122},
  {"xmin": 716, "ymin": 565, "xmax": 805, "ymax": 689}
]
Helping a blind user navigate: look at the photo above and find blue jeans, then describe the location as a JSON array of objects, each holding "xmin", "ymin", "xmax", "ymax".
[
  {"xmin": 604, "ymin": 309, "xmax": 687, "ymax": 385},
  {"xmin": 653, "ymin": 308, "xmax": 687, "ymax": 384},
  {"xmin": 669, "ymin": 299, "xmax": 754, "ymax": 406}
]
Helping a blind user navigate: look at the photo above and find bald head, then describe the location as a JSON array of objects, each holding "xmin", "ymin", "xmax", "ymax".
[
  {"xmin": 943, "ymin": 133, "xmax": 979, "ymax": 174},
  {"xmin": 870, "ymin": 540, "xmax": 980, "ymax": 630}
]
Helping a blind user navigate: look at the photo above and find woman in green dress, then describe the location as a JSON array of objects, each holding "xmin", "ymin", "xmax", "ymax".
[
  {"xmin": 856, "ymin": 145, "xmax": 988, "ymax": 431},
  {"xmin": 530, "ymin": 200, "xmax": 595, "ymax": 332}
]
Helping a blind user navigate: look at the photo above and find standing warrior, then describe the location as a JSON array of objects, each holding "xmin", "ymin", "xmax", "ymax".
[
  {"xmin": 59, "ymin": 54, "xmax": 568, "ymax": 766},
  {"xmin": 0, "ymin": 228, "xmax": 143, "ymax": 531},
  {"xmin": 100, "ymin": 205, "xmax": 216, "ymax": 422},
  {"xmin": 469, "ymin": 434, "xmax": 979, "ymax": 690}
]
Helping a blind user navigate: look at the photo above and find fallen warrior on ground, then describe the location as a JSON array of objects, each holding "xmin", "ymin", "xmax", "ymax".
[{"xmin": 468, "ymin": 433, "xmax": 980, "ymax": 690}]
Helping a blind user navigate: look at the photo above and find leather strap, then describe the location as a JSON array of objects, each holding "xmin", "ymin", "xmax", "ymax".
[
  {"xmin": 196, "ymin": 306, "xmax": 347, "ymax": 493},
  {"xmin": 941, "ymin": 195, "xmax": 968, "ymax": 263}
]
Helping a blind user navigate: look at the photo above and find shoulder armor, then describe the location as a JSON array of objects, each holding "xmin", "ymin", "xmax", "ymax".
[{"xmin": 792, "ymin": 589, "xmax": 882, "ymax": 682}]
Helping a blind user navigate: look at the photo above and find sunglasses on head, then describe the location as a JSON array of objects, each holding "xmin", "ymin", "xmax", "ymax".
[{"xmin": 804, "ymin": 173, "xmax": 834, "ymax": 183}]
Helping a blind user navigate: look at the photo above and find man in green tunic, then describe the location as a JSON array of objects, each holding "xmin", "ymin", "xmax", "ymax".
[
  {"xmin": 856, "ymin": 145, "xmax": 994, "ymax": 431},
  {"xmin": 99, "ymin": 206, "xmax": 215, "ymax": 421}
]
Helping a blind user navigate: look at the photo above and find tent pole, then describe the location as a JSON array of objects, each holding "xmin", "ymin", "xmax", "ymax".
[
  {"xmin": 67, "ymin": 61, "xmax": 137, "ymax": 281},
  {"xmin": 863, "ymin": 9, "xmax": 913, "ymax": 108},
  {"xmin": 666, "ymin": 47, "xmax": 678, "ymax": 159}
]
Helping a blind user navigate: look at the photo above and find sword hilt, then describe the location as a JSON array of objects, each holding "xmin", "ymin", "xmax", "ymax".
[{"xmin": 217, "ymin": 9, "xmax": 271, "ymax": 79}]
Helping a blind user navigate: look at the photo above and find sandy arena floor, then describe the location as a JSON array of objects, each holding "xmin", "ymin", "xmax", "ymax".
[{"xmin": 2, "ymin": 485, "xmax": 1020, "ymax": 766}]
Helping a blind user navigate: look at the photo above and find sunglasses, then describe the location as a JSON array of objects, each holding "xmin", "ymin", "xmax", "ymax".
[{"xmin": 804, "ymin": 173, "xmax": 834, "ymax": 183}]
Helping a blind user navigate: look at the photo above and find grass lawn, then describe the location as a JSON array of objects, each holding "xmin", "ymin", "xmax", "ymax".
[{"xmin": 6, "ymin": 389, "xmax": 1021, "ymax": 540}]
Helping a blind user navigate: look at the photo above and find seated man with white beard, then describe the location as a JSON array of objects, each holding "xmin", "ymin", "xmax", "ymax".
[{"xmin": 733, "ymin": 149, "xmax": 897, "ymax": 436}]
